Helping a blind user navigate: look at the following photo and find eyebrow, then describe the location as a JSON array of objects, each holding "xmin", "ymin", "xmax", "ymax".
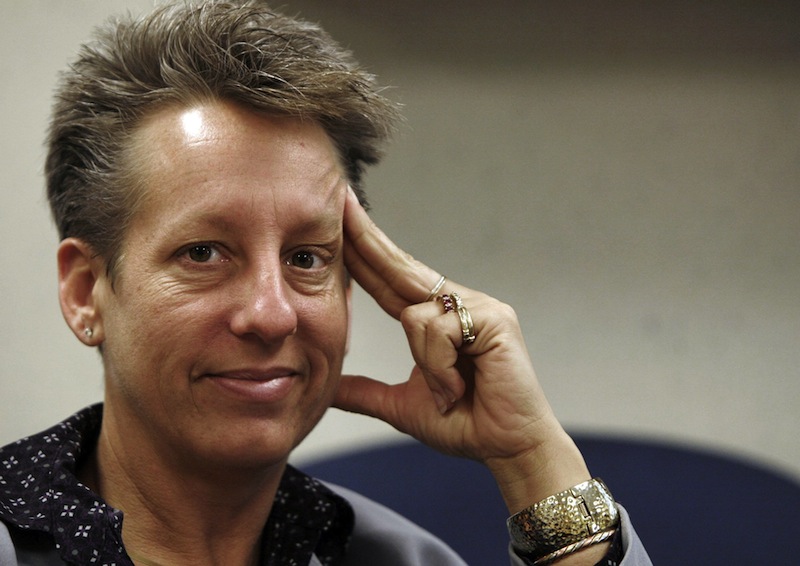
[
  {"xmin": 153, "ymin": 172, "xmax": 347, "ymax": 239},
  {"xmin": 172, "ymin": 211, "xmax": 245, "ymax": 235},
  {"xmin": 287, "ymin": 212, "xmax": 343, "ymax": 240},
  {"xmin": 174, "ymin": 206, "xmax": 343, "ymax": 239}
]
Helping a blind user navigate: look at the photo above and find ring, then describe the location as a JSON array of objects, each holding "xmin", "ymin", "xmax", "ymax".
[
  {"xmin": 450, "ymin": 292, "xmax": 476, "ymax": 345},
  {"xmin": 438, "ymin": 294, "xmax": 455, "ymax": 313},
  {"xmin": 424, "ymin": 275, "xmax": 447, "ymax": 302}
]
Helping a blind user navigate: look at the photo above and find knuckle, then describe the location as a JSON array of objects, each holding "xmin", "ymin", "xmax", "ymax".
[
  {"xmin": 428, "ymin": 313, "xmax": 454, "ymax": 335},
  {"xmin": 493, "ymin": 300, "xmax": 517, "ymax": 321},
  {"xmin": 399, "ymin": 303, "xmax": 424, "ymax": 332}
]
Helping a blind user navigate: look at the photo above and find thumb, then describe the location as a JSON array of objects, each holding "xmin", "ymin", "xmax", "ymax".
[
  {"xmin": 333, "ymin": 374, "xmax": 395, "ymax": 421},
  {"xmin": 334, "ymin": 372, "xmax": 449, "ymax": 440}
]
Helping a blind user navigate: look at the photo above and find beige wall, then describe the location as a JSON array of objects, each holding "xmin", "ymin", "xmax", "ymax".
[{"xmin": 2, "ymin": 1, "xmax": 798, "ymax": 481}]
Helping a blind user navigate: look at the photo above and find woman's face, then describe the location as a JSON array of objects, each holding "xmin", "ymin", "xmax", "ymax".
[{"xmin": 92, "ymin": 101, "xmax": 351, "ymax": 470}]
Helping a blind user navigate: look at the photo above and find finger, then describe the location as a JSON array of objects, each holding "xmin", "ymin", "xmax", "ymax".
[
  {"xmin": 424, "ymin": 313, "xmax": 470, "ymax": 408},
  {"xmin": 343, "ymin": 238, "xmax": 408, "ymax": 318},
  {"xmin": 334, "ymin": 373, "xmax": 440, "ymax": 430},
  {"xmin": 344, "ymin": 186, "xmax": 443, "ymax": 316},
  {"xmin": 400, "ymin": 302, "xmax": 466, "ymax": 412},
  {"xmin": 333, "ymin": 374, "xmax": 393, "ymax": 421}
]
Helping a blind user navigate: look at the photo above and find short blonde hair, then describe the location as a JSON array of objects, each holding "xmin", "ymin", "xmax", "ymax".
[{"xmin": 46, "ymin": 0, "xmax": 400, "ymax": 274}]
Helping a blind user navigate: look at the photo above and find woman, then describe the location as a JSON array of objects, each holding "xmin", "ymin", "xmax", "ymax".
[{"xmin": 0, "ymin": 2, "xmax": 650, "ymax": 565}]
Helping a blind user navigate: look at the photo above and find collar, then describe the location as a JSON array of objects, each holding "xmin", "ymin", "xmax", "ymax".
[{"xmin": 1, "ymin": 404, "xmax": 353, "ymax": 565}]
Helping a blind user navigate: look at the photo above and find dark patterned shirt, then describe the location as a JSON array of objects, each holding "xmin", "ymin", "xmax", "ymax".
[{"xmin": 0, "ymin": 404, "xmax": 353, "ymax": 565}]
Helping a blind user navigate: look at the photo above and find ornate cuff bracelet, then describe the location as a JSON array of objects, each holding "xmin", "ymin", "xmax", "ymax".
[{"xmin": 506, "ymin": 478, "xmax": 619, "ymax": 560}]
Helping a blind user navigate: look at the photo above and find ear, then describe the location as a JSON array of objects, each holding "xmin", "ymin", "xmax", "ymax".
[{"xmin": 57, "ymin": 238, "xmax": 107, "ymax": 346}]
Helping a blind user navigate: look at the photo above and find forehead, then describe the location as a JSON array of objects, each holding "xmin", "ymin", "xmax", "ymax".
[
  {"xmin": 132, "ymin": 100, "xmax": 343, "ymax": 187},
  {"xmin": 125, "ymin": 100, "xmax": 347, "ymax": 234}
]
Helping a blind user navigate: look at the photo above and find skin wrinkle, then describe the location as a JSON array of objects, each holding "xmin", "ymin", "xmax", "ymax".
[
  {"xmin": 35, "ymin": 6, "xmax": 623, "ymax": 561},
  {"xmin": 77, "ymin": 100, "xmax": 354, "ymax": 563}
]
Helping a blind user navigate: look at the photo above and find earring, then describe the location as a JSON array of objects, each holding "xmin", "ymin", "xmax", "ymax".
[{"xmin": 83, "ymin": 327, "xmax": 94, "ymax": 339}]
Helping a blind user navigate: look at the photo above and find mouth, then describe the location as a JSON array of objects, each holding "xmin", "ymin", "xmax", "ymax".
[{"xmin": 203, "ymin": 368, "xmax": 300, "ymax": 403}]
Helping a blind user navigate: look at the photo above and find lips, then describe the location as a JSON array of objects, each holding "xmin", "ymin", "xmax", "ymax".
[{"xmin": 203, "ymin": 368, "xmax": 299, "ymax": 403}]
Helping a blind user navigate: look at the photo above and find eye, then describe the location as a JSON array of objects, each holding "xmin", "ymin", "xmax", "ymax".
[
  {"xmin": 288, "ymin": 250, "xmax": 322, "ymax": 270},
  {"xmin": 179, "ymin": 243, "xmax": 226, "ymax": 264},
  {"xmin": 187, "ymin": 245, "xmax": 214, "ymax": 262}
]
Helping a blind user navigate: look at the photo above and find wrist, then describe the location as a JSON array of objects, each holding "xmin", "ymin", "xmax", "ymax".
[
  {"xmin": 486, "ymin": 426, "xmax": 591, "ymax": 515},
  {"xmin": 506, "ymin": 478, "xmax": 620, "ymax": 565}
]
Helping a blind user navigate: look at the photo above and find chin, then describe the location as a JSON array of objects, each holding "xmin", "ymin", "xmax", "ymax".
[{"xmin": 193, "ymin": 417, "xmax": 316, "ymax": 472}]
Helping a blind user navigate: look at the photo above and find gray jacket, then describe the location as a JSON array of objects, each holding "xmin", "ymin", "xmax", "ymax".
[{"xmin": 1, "ymin": 483, "xmax": 650, "ymax": 566}]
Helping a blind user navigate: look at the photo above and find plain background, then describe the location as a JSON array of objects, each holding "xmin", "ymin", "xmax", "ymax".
[{"xmin": 1, "ymin": 1, "xmax": 798, "ymax": 482}]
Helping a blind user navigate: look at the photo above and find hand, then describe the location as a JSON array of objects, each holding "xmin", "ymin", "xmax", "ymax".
[{"xmin": 335, "ymin": 187, "xmax": 592, "ymax": 513}]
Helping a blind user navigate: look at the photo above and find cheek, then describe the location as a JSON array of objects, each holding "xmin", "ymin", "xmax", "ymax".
[
  {"xmin": 102, "ymin": 291, "xmax": 219, "ymax": 379},
  {"xmin": 300, "ymin": 292, "xmax": 350, "ymax": 362}
]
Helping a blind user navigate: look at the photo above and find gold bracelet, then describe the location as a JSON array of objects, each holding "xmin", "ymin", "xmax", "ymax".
[
  {"xmin": 532, "ymin": 528, "xmax": 617, "ymax": 565},
  {"xmin": 506, "ymin": 478, "xmax": 619, "ymax": 560}
]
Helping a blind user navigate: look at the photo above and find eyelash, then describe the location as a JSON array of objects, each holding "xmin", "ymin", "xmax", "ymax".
[
  {"xmin": 177, "ymin": 243, "xmax": 335, "ymax": 271},
  {"xmin": 184, "ymin": 244, "xmax": 222, "ymax": 263},
  {"xmin": 284, "ymin": 248, "xmax": 335, "ymax": 271}
]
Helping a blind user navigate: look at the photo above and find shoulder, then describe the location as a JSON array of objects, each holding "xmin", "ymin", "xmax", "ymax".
[
  {"xmin": 1, "ymin": 521, "xmax": 65, "ymax": 566},
  {"xmin": 325, "ymin": 485, "xmax": 652, "ymax": 566},
  {"xmin": 324, "ymin": 483, "xmax": 468, "ymax": 566},
  {"xmin": 0, "ymin": 521, "xmax": 18, "ymax": 566}
]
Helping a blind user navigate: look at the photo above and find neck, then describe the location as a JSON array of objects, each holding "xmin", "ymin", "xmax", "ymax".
[{"xmin": 79, "ymin": 408, "xmax": 285, "ymax": 566}]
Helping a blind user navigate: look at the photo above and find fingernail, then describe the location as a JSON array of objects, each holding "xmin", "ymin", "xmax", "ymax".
[{"xmin": 432, "ymin": 390, "xmax": 450, "ymax": 415}]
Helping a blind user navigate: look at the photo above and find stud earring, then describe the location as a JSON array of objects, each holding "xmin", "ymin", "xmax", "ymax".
[{"xmin": 84, "ymin": 327, "xmax": 94, "ymax": 339}]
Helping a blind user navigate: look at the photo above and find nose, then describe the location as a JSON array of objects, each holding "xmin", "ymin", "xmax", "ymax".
[{"xmin": 229, "ymin": 264, "xmax": 298, "ymax": 343}]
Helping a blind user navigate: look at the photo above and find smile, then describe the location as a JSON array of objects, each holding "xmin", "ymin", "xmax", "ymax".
[{"xmin": 203, "ymin": 369, "xmax": 299, "ymax": 403}]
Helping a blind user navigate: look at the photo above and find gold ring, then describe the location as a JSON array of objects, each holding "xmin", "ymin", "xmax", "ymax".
[
  {"xmin": 424, "ymin": 275, "xmax": 447, "ymax": 302},
  {"xmin": 450, "ymin": 292, "xmax": 476, "ymax": 344}
]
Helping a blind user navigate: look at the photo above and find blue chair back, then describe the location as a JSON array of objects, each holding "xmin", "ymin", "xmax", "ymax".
[{"xmin": 302, "ymin": 435, "xmax": 800, "ymax": 565}]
